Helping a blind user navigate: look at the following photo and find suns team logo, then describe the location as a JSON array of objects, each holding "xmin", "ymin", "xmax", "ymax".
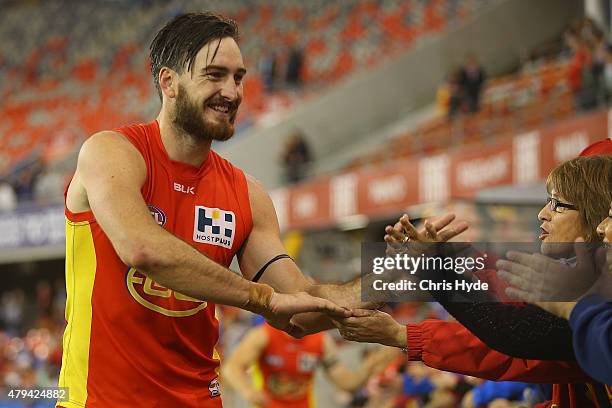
[
  {"xmin": 193, "ymin": 206, "xmax": 236, "ymax": 249},
  {"xmin": 126, "ymin": 268, "xmax": 207, "ymax": 317}
]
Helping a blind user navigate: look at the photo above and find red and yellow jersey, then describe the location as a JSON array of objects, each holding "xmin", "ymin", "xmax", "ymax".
[
  {"xmin": 58, "ymin": 121, "xmax": 252, "ymax": 408},
  {"xmin": 258, "ymin": 324, "xmax": 325, "ymax": 408}
]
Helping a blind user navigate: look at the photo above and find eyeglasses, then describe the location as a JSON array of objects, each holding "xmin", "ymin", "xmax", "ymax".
[{"xmin": 547, "ymin": 196, "xmax": 578, "ymax": 213}]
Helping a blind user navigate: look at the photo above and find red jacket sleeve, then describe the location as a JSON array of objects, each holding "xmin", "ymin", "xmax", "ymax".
[{"xmin": 406, "ymin": 319, "xmax": 591, "ymax": 384}]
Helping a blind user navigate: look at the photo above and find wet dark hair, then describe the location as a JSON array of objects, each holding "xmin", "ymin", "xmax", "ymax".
[{"xmin": 149, "ymin": 12, "xmax": 239, "ymax": 100}]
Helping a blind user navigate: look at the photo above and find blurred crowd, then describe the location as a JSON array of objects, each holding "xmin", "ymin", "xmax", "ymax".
[
  {"xmin": 0, "ymin": 160, "xmax": 70, "ymax": 211},
  {"xmin": 564, "ymin": 18, "xmax": 612, "ymax": 112},
  {"xmin": 437, "ymin": 17, "xmax": 612, "ymax": 121},
  {"xmin": 0, "ymin": 280, "xmax": 65, "ymax": 397}
]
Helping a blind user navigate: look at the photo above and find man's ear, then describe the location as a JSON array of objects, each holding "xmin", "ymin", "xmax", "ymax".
[{"xmin": 159, "ymin": 67, "xmax": 177, "ymax": 99}]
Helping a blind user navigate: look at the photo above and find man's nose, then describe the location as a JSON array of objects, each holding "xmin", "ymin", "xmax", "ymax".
[{"xmin": 220, "ymin": 78, "xmax": 238, "ymax": 101}]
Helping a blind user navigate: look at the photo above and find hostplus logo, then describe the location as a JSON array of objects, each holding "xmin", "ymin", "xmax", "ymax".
[{"xmin": 193, "ymin": 206, "xmax": 236, "ymax": 249}]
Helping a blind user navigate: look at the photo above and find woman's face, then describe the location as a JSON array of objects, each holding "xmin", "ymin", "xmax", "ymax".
[
  {"xmin": 596, "ymin": 202, "xmax": 612, "ymax": 243},
  {"xmin": 538, "ymin": 188, "xmax": 590, "ymax": 257}
]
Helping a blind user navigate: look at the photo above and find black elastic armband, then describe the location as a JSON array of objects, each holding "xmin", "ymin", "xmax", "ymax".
[{"xmin": 251, "ymin": 254, "xmax": 293, "ymax": 282}]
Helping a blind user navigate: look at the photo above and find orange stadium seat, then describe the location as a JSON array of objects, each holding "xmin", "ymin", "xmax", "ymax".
[{"xmin": 0, "ymin": 0, "xmax": 489, "ymax": 177}]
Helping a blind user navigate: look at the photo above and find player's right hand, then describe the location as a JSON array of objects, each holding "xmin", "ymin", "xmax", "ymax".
[{"xmin": 264, "ymin": 292, "xmax": 351, "ymax": 337}]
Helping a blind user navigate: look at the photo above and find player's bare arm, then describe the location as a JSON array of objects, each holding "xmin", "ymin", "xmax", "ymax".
[
  {"xmin": 221, "ymin": 326, "xmax": 270, "ymax": 406},
  {"xmin": 239, "ymin": 175, "xmax": 377, "ymax": 335},
  {"xmin": 67, "ymin": 131, "xmax": 349, "ymax": 330},
  {"xmin": 321, "ymin": 334, "xmax": 398, "ymax": 392}
]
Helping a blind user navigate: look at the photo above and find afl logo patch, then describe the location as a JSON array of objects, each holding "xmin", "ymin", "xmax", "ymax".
[
  {"xmin": 148, "ymin": 204, "xmax": 166, "ymax": 227},
  {"xmin": 126, "ymin": 268, "xmax": 207, "ymax": 317}
]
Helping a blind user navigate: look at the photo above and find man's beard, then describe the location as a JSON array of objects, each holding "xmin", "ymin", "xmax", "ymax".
[{"xmin": 172, "ymin": 84, "xmax": 237, "ymax": 142}]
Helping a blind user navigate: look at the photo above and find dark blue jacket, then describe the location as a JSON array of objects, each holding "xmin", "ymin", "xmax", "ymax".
[{"xmin": 569, "ymin": 295, "xmax": 612, "ymax": 384}]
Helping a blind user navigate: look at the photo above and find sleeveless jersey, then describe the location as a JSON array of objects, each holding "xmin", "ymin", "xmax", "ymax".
[
  {"xmin": 58, "ymin": 121, "xmax": 252, "ymax": 408},
  {"xmin": 258, "ymin": 323, "xmax": 325, "ymax": 408}
]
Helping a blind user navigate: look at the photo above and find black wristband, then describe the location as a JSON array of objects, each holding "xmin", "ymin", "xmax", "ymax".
[
  {"xmin": 251, "ymin": 254, "xmax": 293, "ymax": 282},
  {"xmin": 321, "ymin": 356, "xmax": 339, "ymax": 370}
]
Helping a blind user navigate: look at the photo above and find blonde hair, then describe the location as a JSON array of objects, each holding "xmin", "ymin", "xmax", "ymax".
[{"xmin": 546, "ymin": 155, "xmax": 612, "ymax": 241}]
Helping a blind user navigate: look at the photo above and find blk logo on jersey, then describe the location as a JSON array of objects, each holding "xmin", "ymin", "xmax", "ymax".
[
  {"xmin": 174, "ymin": 182, "xmax": 195, "ymax": 195},
  {"xmin": 193, "ymin": 206, "xmax": 236, "ymax": 249}
]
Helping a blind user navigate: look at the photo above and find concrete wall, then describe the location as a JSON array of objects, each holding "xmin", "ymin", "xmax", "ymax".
[{"xmin": 217, "ymin": 0, "xmax": 583, "ymax": 189}]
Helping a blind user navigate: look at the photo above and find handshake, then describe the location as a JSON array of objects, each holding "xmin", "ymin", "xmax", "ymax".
[
  {"xmin": 249, "ymin": 212, "xmax": 467, "ymax": 346},
  {"xmin": 247, "ymin": 281, "xmax": 407, "ymax": 348}
]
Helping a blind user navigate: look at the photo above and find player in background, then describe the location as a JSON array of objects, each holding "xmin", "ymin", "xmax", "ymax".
[{"xmin": 222, "ymin": 322, "xmax": 395, "ymax": 407}]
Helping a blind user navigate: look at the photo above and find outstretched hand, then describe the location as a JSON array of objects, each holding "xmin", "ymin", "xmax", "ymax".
[
  {"xmin": 264, "ymin": 291, "xmax": 352, "ymax": 337},
  {"xmin": 384, "ymin": 213, "xmax": 469, "ymax": 256},
  {"xmin": 496, "ymin": 238, "xmax": 601, "ymax": 303},
  {"xmin": 332, "ymin": 309, "xmax": 406, "ymax": 348}
]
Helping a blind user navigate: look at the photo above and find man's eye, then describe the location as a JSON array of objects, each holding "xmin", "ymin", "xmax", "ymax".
[{"xmin": 207, "ymin": 72, "xmax": 223, "ymax": 79}]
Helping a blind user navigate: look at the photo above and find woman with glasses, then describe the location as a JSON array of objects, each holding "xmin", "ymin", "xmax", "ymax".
[
  {"xmin": 333, "ymin": 155, "xmax": 612, "ymax": 408},
  {"xmin": 498, "ymin": 200, "xmax": 612, "ymax": 385}
]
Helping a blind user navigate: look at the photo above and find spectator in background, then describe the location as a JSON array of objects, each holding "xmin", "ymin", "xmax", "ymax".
[
  {"xmin": 579, "ymin": 17, "xmax": 602, "ymax": 46},
  {"xmin": 590, "ymin": 30, "xmax": 608, "ymax": 107},
  {"xmin": 566, "ymin": 29, "xmax": 596, "ymax": 111},
  {"xmin": 459, "ymin": 53, "xmax": 486, "ymax": 113},
  {"xmin": 285, "ymin": 46, "xmax": 304, "ymax": 88},
  {"xmin": 259, "ymin": 49, "xmax": 277, "ymax": 92},
  {"xmin": 436, "ymin": 69, "xmax": 463, "ymax": 119},
  {"xmin": 222, "ymin": 322, "xmax": 390, "ymax": 408},
  {"xmin": 0, "ymin": 178, "xmax": 17, "ymax": 211},
  {"xmin": 13, "ymin": 161, "xmax": 42, "ymax": 203},
  {"xmin": 461, "ymin": 379, "xmax": 539, "ymax": 408},
  {"xmin": 33, "ymin": 164, "xmax": 67, "ymax": 204},
  {"xmin": 1, "ymin": 290, "xmax": 25, "ymax": 336},
  {"xmin": 282, "ymin": 130, "xmax": 312, "ymax": 184},
  {"xmin": 604, "ymin": 45, "xmax": 612, "ymax": 100}
]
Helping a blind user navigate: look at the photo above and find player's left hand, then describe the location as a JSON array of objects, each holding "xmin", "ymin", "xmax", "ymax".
[{"xmin": 332, "ymin": 309, "xmax": 406, "ymax": 348}]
